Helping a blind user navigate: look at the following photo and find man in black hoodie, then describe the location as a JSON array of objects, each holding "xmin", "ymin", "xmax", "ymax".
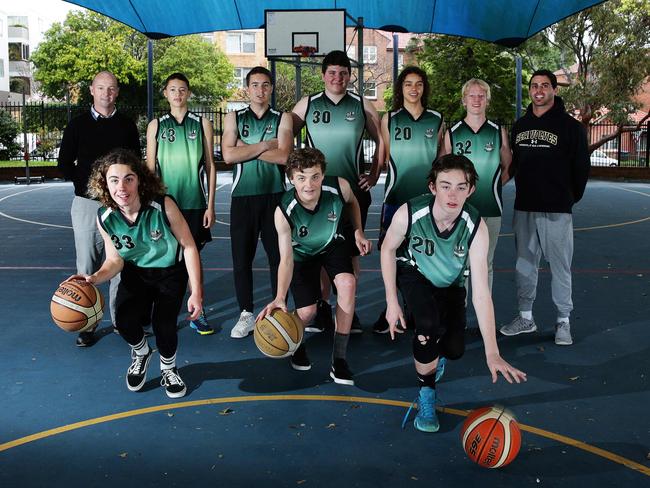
[{"xmin": 500, "ymin": 69, "xmax": 589, "ymax": 346}]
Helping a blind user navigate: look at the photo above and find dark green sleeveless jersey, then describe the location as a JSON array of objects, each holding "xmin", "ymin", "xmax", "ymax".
[
  {"xmin": 449, "ymin": 119, "xmax": 502, "ymax": 217},
  {"xmin": 397, "ymin": 194, "xmax": 480, "ymax": 287},
  {"xmin": 305, "ymin": 92, "xmax": 366, "ymax": 191},
  {"xmin": 384, "ymin": 108, "xmax": 443, "ymax": 205},
  {"xmin": 279, "ymin": 176, "xmax": 345, "ymax": 262},
  {"xmin": 156, "ymin": 112, "xmax": 207, "ymax": 211},
  {"xmin": 98, "ymin": 196, "xmax": 183, "ymax": 268},
  {"xmin": 232, "ymin": 106, "xmax": 286, "ymax": 197}
]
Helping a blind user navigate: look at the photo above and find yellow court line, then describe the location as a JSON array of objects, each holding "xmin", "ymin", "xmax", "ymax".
[{"xmin": 1, "ymin": 395, "xmax": 648, "ymax": 477}]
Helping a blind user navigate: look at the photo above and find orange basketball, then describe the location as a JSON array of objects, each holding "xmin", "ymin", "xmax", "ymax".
[
  {"xmin": 50, "ymin": 279, "xmax": 105, "ymax": 332},
  {"xmin": 254, "ymin": 309, "xmax": 304, "ymax": 358},
  {"xmin": 460, "ymin": 405, "xmax": 521, "ymax": 468}
]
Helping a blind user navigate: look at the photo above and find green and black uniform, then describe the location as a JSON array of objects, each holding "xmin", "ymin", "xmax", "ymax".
[
  {"xmin": 395, "ymin": 194, "xmax": 481, "ymax": 364},
  {"xmin": 304, "ymin": 91, "xmax": 370, "ymax": 256},
  {"xmin": 449, "ymin": 119, "xmax": 503, "ymax": 217},
  {"xmin": 384, "ymin": 108, "xmax": 443, "ymax": 206},
  {"xmin": 278, "ymin": 177, "xmax": 353, "ymax": 308},
  {"xmin": 155, "ymin": 111, "xmax": 212, "ymax": 249},
  {"xmin": 380, "ymin": 108, "xmax": 443, "ymax": 246},
  {"xmin": 230, "ymin": 106, "xmax": 285, "ymax": 312},
  {"xmin": 99, "ymin": 195, "xmax": 187, "ymax": 358}
]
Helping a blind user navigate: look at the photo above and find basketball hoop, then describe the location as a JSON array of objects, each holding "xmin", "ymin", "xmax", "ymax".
[{"xmin": 292, "ymin": 45, "xmax": 317, "ymax": 58}]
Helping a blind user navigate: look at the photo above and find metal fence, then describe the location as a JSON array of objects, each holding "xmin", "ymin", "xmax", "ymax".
[{"xmin": 1, "ymin": 102, "xmax": 648, "ymax": 168}]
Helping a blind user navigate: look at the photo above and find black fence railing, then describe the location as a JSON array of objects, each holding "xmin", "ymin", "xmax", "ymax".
[{"xmin": 1, "ymin": 102, "xmax": 648, "ymax": 168}]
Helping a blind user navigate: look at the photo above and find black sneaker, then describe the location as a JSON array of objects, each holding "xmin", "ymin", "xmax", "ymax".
[
  {"xmin": 76, "ymin": 331, "xmax": 96, "ymax": 347},
  {"xmin": 372, "ymin": 309, "xmax": 390, "ymax": 334},
  {"xmin": 350, "ymin": 313, "xmax": 363, "ymax": 334},
  {"xmin": 161, "ymin": 367, "xmax": 187, "ymax": 398},
  {"xmin": 290, "ymin": 344, "xmax": 311, "ymax": 371},
  {"xmin": 313, "ymin": 299, "xmax": 334, "ymax": 331},
  {"xmin": 330, "ymin": 358, "xmax": 355, "ymax": 386},
  {"xmin": 126, "ymin": 349, "xmax": 152, "ymax": 392}
]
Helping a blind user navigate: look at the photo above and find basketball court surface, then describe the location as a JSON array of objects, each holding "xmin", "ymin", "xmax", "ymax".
[{"xmin": 1, "ymin": 176, "xmax": 649, "ymax": 486}]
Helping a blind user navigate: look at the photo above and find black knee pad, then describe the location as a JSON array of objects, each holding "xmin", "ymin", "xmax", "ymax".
[{"xmin": 412, "ymin": 333, "xmax": 440, "ymax": 364}]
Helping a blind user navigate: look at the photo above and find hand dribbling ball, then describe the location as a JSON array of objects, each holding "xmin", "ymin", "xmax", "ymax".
[
  {"xmin": 460, "ymin": 405, "xmax": 521, "ymax": 468},
  {"xmin": 254, "ymin": 309, "xmax": 304, "ymax": 358},
  {"xmin": 51, "ymin": 279, "xmax": 105, "ymax": 332}
]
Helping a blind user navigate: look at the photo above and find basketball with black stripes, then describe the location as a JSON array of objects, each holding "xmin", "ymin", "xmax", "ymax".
[
  {"xmin": 460, "ymin": 405, "xmax": 521, "ymax": 468},
  {"xmin": 50, "ymin": 279, "xmax": 105, "ymax": 332},
  {"xmin": 254, "ymin": 309, "xmax": 304, "ymax": 358}
]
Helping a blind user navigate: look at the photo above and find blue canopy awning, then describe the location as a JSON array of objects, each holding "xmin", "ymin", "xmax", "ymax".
[{"xmin": 64, "ymin": 0, "xmax": 607, "ymax": 46}]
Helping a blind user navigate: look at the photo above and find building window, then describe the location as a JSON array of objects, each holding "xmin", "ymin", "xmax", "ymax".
[
  {"xmin": 363, "ymin": 81, "xmax": 377, "ymax": 99},
  {"xmin": 346, "ymin": 46, "xmax": 356, "ymax": 61},
  {"xmin": 363, "ymin": 46, "xmax": 377, "ymax": 64},
  {"xmin": 233, "ymin": 67, "xmax": 252, "ymax": 89},
  {"xmin": 9, "ymin": 43, "xmax": 29, "ymax": 61},
  {"xmin": 226, "ymin": 32, "xmax": 256, "ymax": 54},
  {"xmin": 0, "ymin": 59, "xmax": 4, "ymax": 77}
]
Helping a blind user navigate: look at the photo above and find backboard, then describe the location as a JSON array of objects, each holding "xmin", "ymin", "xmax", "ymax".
[{"xmin": 265, "ymin": 9, "xmax": 346, "ymax": 58}]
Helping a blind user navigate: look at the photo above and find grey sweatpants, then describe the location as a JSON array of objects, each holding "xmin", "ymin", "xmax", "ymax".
[
  {"xmin": 71, "ymin": 196, "xmax": 119, "ymax": 324},
  {"xmin": 513, "ymin": 210, "xmax": 573, "ymax": 318}
]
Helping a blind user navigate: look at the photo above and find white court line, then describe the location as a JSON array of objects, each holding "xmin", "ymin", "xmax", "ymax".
[{"xmin": 0, "ymin": 185, "xmax": 72, "ymax": 229}]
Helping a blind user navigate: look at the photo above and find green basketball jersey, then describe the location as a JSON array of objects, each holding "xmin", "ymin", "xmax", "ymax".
[
  {"xmin": 384, "ymin": 108, "xmax": 443, "ymax": 205},
  {"xmin": 232, "ymin": 106, "xmax": 286, "ymax": 197},
  {"xmin": 98, "ymin": 196, "xmax": 183, "ymax": 268},
  {"xmin": 397, "ymin": 194, "xmax": 480, "ymax": 287},
  {"xmin": 449, "ymin": 119, "xmax": 503, "ymax": 217},
  {"xmin": 305, "ymin": 92, "xmax": 366, "ymax": 191},
  {"xmin": 156, "ymin": 112, "xmax": 207, "ymax": 211},
  {"xmin": 279, "ymin": 176, "xmax": 346, "ymax": 262}
]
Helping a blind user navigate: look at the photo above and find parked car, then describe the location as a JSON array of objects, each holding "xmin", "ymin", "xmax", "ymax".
[{"xmin": 590, "ymin": 149, "xmax": 618, "ymax": 167}]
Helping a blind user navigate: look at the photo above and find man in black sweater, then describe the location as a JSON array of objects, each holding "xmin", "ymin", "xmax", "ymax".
[
  {"xmin": 500, "ymin": 69, "xmax": 589, "ymax": 346},
  {"xmin": 58, "ymin": 71, "xmax": 141, "ymax": 347}
]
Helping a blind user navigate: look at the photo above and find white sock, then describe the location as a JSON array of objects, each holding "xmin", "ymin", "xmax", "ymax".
[
  {"xmin": 160, "ymin": 353, "xmax": 176, "ymax": 371},
  {"xmin": 520, "ymin": 311, "xmax": 533, "ymax": 321},
  {"xmin": 132, "ymin": 338, "xmax": 150, "ymax": 356}
]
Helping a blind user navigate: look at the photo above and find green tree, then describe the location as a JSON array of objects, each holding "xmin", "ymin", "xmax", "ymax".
[
  {"xmin": 0, "ymin": 110, "xmax": 21, "ymax": 160},
  {"xmin": 31, "ymin": 11, "xmax": 146, "ymax": 102},
  {"xmin": 31, "ymin": 11, "xmax": 235, "ymax": 108},
  {"xmin": 273, "ymin": 61, "xmax": 324, "ymax": 112},
  {"xmin": 415, "ymin": 36, "xmax": 518, "ymax": 123},
  {"xmin": 548, "ymin": 0, "xmax": 650, "ymax": 150}
]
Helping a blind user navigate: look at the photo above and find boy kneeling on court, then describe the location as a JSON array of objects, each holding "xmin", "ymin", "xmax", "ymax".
[
  {"xmin": 381, "ymin": 154, "xmax": 526, "ymax": 432},
  {"xmin": 69, "ymin": 149, "xmax": 203, "ymax": 398},
  {"xmin": 257, "ymin": 148, "xmax": 371, "ymax": 385}
]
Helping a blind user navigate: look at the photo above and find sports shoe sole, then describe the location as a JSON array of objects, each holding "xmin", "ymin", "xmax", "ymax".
[
  {"xmin": 414, "ymin": 417, "xmax": 440, "ymax": 433},
  {"xmin": 190, "ymin": 323, "xmax": 215, "ymax": 336},
  {"xmin": 372, "ymin": 326, "xmax": 390, "ymax": 335},
  {"xmin": 230, "ymin": 328, "xmax": 253, "ymax": 338},
  {"xmin": 349, "ymin": 327, "xmax": 363, "ymax": 335},
  {"xmin": 165, "ymin": 385, "xmax": 187, "ymax": 398},
  {"xmin": 555, "ymin": 337, "xmax": 573, "ymax": 346},
  {"xmin": 329, "ymin": 372, "xmax": 354, "ymax": 386},
  {"xmin": 304, "ymin": 326, "xmax": 325, "ymax": 333},
  {"xmin": 290, "ymin": 361, "xmax": 312, "ymax": 371},
  {"xmin": 126, "ymin": 353, "xmax": 152, "ymax": 392},
  {"xmin": 499, "ymin": 324, "xmax": 537, "ymax": 336}
]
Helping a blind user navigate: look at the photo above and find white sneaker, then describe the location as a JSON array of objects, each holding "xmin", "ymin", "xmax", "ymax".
[
  {"xmin": 230, "ymin": 311, "xmax": 255, "ymax": 338},
  {"xmin": 554, "ymin": 321, "xmax": 573, "ymax": 346}
]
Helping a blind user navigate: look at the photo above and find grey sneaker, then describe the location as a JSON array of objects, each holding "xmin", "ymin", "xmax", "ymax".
[
  {"xmin": 554, "ymin": 321, "xmax": 573, "ymax": 345},
  {"xmin": 230, "ymin": 311, "xmax": 255, "ymax": 338},
  {"xmin": 500, "ymin": 315, "xmax": 537, "ymax": 336}
]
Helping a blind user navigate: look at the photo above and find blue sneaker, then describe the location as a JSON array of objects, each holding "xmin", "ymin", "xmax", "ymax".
[
  {"xmin": 190, "ymin": 312, "xmax": 214, "ymax": 335},
  {"xmin": 413, "ymin": 387, "xmax": 439, "ymax": 432},
  {"xmin": 435, "ymin": 357, "xmax": 447, "ymax": 383}
]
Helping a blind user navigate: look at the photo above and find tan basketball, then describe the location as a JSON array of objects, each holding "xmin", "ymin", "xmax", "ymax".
[
  {"xmin": 254, "ymin": 309, "xmax": 304, "ymax": 358},
  {"xmin": 50, "ymin": 279, "xmax": 105, "ymax": 332}
]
